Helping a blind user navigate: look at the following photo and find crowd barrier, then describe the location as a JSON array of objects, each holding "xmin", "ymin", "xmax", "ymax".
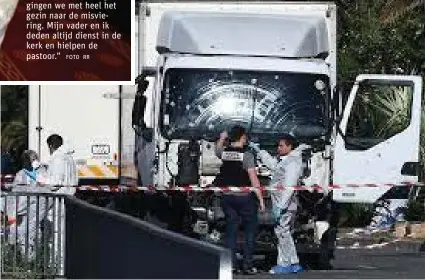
[
  {"xmin": 1, "ymin": 189, "xmax": 66, "ymax": 278},
  {"xmin": 65, "ymin": 195, "xmax": 231, "ymax": 279},
  {"xmin": 2, "ymin": 184, "xmax": 232, "ymax": 279}
]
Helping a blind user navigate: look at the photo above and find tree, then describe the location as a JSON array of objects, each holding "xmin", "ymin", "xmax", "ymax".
[
  {"xmin": 337, "ymin": 0, "xmax": 425, "ymax": 84},
  {"xmin": 379, "ymin": 0, "xmax": 425, "ymax": 24},
  {"xmin": 337, "ymin": 0, "xmax": 425, "ymax": 174},
  {"xmin": 1, "ymin": 86, "xmax": 28, "ymax": 172}
]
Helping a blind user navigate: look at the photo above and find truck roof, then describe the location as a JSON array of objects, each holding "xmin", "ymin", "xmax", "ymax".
[{"xmin": 156, "ymin": 11, "xmax": 329, "ymax": 59}]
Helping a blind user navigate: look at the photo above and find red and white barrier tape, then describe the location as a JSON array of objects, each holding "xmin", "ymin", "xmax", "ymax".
[
  {"xmin": 73, "ymin": 181, "xmax": 425, "ymax": 192},
  {"xmin": 1, "ymin": 174, "xmax": 15, "ymax": 181},
  {"xmin": 2, "ymin": 173, "xmax": 424, "ymax": 192}
]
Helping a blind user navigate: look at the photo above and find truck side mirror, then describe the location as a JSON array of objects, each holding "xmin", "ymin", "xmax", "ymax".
[
  {"xmin": 132, "ymin": 86, "xmax": 147, "ymax": 129},
  {"xmin": 331, "ymin": 86, "xmax": 341, "ymax": 122},
  {"xmin": 133, "ymin": 67, "xmax": 157, "ymax": 142},
  {"xmin": 139, "ymin": 66, "xmax": 157, "ymax": 78},
  {"xmin": 133, "ymin": 78, "xmax": 154, "ymax": 142},
  {"xmin": 142, "ymin": 127, "xmax": 154, "ymax": 142}
]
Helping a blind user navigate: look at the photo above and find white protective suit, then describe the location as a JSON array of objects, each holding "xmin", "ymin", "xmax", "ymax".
[
  {"xmin": 5, "ymin": 166, "xmax": 53, "ymax": 261},
  {"xmin": 45, "ymin": 145, "xmax": 78, "ymax": 192},
  {"xmin": 44, "ymin": 145, "xmax": 78, "ymax": 274},
  {"xmin": 2, "ymin": 146, "xmax": 77, "ymax": 270},
  {"xmin": 257, "ymin": 146, "xmax": 303, "ymax": 267},
  {"xmin": 0, "ymin": 0, "xmax": 19, "ymax": 47}
]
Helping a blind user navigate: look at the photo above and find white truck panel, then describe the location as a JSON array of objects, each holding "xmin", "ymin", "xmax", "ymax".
[
  {"xmin": 333, "ymin": 75, "xmax": 423, "ymax": 203},
  {"xmin": 28, "ymin": 85, "xmax": 120, "ymax": 180},
  {"xmin": 140, "ymin": 2, "xmax": 336, "ymax": 84},
  {"xmin": 132, "ymin": 1, "xmax": 337, "ymax": 187},
  {"xmin": 120, "ymin": 84, "xmax": 138, "ymax": 181},
  {"xmin": 163, "ymin": 55, "xmax": 329, "ymax": 73},
  {"xmin": 156, "ymin": 11, "xmax": 329, "ymax": 58}
]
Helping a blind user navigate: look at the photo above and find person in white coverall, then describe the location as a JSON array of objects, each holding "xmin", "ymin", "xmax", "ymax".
[
  {"xmin": 44, "ymin": 134, "xmax": 78, "ymax": 273},
  {"xmin": 45, "ymin": 134, "xmax": 78, "ymax": 191},
  {"xmin": 249, "ymin": 133, "xmax": 304, "ymax": 274},
  {"xmin": 5, "ymin": 150, "xmax": 51, "ymax": 261},
  {"xmin": 0, "ymin": 0, "xmax": 18, "ymax": 47}
]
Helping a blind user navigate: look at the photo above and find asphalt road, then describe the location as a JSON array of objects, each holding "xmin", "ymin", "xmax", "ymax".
[{"xmin": 236, "ymin": 242, "xmax": 425, "ymax": 279}]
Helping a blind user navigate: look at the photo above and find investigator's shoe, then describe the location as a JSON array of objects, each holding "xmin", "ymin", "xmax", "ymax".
[
  {"xmin": 291, "ymin": 264, "xmax": 304, "ymax": 273},
  {"xmin": 232, "ymin": 268, "xmax": 242, "ymax": 274},
  {"xmin": 243, "ymin": 267, "xmax": 258, "ymax": 275},
  {"xmin": 269, "ymin": 265, "xmax": 293, "ymax": 274}
]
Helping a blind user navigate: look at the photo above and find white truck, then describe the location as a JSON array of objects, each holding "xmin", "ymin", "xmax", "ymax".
[
  {"xmin": 126, "ymin": 0, "xmax": 423, "ymax": 269},
  {"xmin": 12, "ymin": 0, "xmax": 421, "ymax": 270}
]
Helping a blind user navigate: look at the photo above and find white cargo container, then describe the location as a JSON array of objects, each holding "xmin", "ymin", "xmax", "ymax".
[{"xmin": 28, "ymin": 85, "xmax": 121, "ymax": 182}]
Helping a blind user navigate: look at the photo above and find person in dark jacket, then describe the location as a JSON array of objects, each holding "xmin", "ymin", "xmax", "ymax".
[{"xmin": 214, "ymin": 125, "xmax": 264, "ymax": 275}]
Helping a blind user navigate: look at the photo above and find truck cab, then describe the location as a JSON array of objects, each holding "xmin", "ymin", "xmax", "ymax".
[{"xmin": 134, "ymin": 3, "xmax": 337, "ymax": 191}]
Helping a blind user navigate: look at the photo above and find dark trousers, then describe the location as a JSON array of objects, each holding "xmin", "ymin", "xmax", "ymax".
[{"xmin": 221, "ymin": 193, "xmax": 258, "ymax": 269}]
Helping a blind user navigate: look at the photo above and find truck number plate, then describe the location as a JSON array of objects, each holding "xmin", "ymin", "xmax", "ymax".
[{"xmin": 91, "ymin": 144, "xmax": 110, "ymax": 155}]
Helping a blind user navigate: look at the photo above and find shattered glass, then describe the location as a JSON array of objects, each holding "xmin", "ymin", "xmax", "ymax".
[{"xmin": 161, "ymin": 69, "xmax": 330, "ymax": 141}]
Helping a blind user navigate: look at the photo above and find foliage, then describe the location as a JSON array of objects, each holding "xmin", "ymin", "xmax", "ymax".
[
  {"xmin": 1, "ymin": 121, "xmax": 27, "ymax": 153},
  {"xmin": 404, "ymin": 199, "xmax": 425, "ymax": 221},
  {"xmin": 337, "ymin": 0, "xmax": 425, "ymax": 176},
  {"xmin": 338, "ymin": 203, "xmax": 375, "ymax": 227},
  {"xmin": 421, "ymin": 109, "xmax": 425, "ymax": 176},
  {"xmin": 1, "ymin": 243, "xmax": 52, "ymax": 279},
  {"xmin": 378, "ymin": 0, "xmax": 425, "ymax": 24},
  {"xmin": 1, "ymin": 86, "xmax": 29, "ymax": 172},
  {"xmin": 347, "ymin": 84, "xmax": 413, "ymax": 140},
  {"xmin": 337, "ymin": 0, "xmax": 425, "ymax": 85},
  {"xmin": 1, "ymin": 227, "xmax": 58, "ymax": 279}
]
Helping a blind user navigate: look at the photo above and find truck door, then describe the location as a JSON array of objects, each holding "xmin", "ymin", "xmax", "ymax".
[{"xmin": 333, "ymin": 75, "xmax": 422, "ymax": 203}]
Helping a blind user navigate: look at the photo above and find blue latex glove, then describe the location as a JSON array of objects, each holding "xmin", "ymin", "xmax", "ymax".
[
  {"xmin": 248, "ymin": 141, "xmax": 261, "ymax": 153},
  {"xmin": 23, "ymin": 169, "xmax": 37, "ymax": 182}
]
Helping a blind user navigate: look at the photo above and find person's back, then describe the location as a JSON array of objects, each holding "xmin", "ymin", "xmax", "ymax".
[
  {"xmin": 214, "ymin": 126, "xmax": 264, "ymax": 275},
  {"xmin": 45, "ymin": 134, "xmax": 77, "ymax": 275},
  {"xmin": 47, "ymin": 145, "xmax": 78, "ymax": 187},
  {"xmin": 46, "ymin": 134, "xmax": 78, "ymax": 190},
  {"xmin": 214, "ymin": 145, "xmax": 252, "ymax": 188}
]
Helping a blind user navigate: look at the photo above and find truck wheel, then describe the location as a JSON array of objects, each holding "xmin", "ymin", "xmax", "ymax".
[
  {"xmin": 263, "ymin": 250, "xmax": 277, "ymax": 271},
  {"xmin": 317, "ymin": 250, "xmax": 333, "ymax": 270},
  {"xmin": 317, "ymin": 227, "xmax": 336, "ymax": 270}
]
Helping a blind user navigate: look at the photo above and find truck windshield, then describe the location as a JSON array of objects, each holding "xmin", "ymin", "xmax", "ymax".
[{"xmin": 160, "ymin": 68, "xmax": 330, "ymax": 141}]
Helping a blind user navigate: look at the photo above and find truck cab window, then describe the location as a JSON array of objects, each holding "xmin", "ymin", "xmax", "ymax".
[{"xmin": 345, "ymin": 82, "xmax": 413, "ymax": 150}]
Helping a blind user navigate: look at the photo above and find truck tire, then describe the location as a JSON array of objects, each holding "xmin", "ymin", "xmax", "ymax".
[{"xmin": 318, "ymin": 227, "xmax": 336, "ymax": 270}]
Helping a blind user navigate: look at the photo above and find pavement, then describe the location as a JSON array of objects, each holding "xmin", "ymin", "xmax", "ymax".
[
  {"xmin": 236, "ymin": 229, "xmax": 425, "ymax": 279},
  {"xmin": 236, "ymin": 245, "xmax": 425, "ymax": 278}
]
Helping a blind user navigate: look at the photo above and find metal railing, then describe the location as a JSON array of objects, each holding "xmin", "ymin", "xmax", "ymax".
[
  {"xmin": 1, "ymin": 187, "xmax": 66, "ymax": 279},
  {"xmin": 1, "ymin": 184, "xmax": 231, "ymax": 279}
]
